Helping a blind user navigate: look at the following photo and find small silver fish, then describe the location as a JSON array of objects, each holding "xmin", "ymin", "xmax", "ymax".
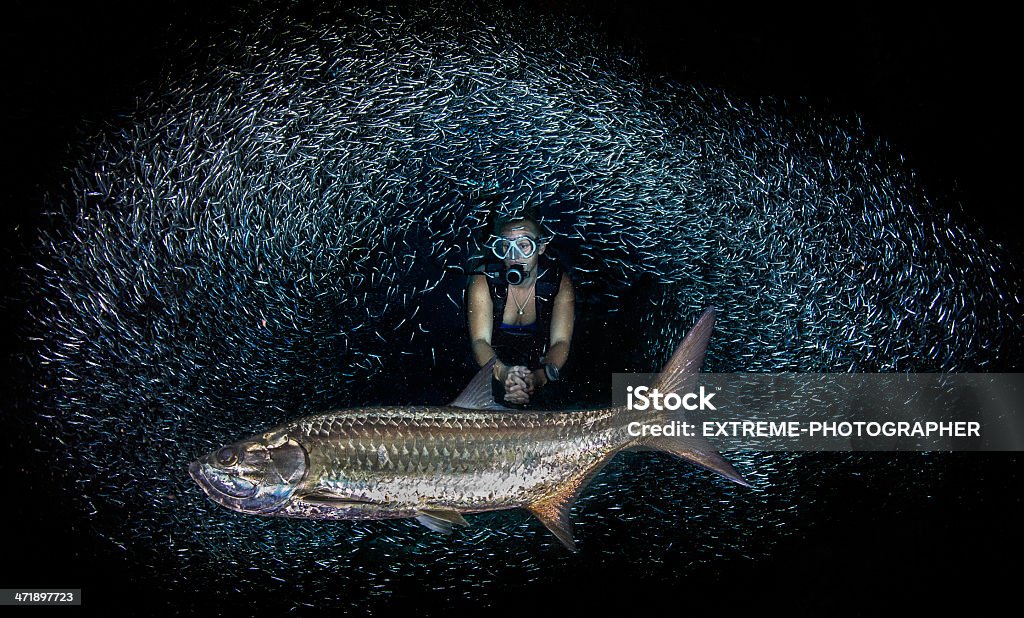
[{"xmin": 189, "ymin": 308, "xmax": 747, "ymax": 550}]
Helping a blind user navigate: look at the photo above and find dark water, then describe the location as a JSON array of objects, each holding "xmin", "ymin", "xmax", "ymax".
[{"xmin": 3, "ymin": 1, "xmax": 1021, "ymax": 615}]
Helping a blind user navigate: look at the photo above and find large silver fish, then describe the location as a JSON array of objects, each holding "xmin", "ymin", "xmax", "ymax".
[{"xmin": 189, "ymin": 309, "xmax": 747, "ymax": 550}]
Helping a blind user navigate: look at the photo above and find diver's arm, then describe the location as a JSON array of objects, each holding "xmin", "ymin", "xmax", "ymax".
[
  {"xmin": 467, "ymin": 274, "xmax": 520, "ymax": 385},
  {"xmin": 530, "ymin": 274, "xmax": 575, "ymax": 389},
  {"xmin": 467, "ymin": 274, "xmax": 529, "ymax": 403},
  {"xmin": 467, "ymin": 274, "xmax": 498, "ymax": 371}
]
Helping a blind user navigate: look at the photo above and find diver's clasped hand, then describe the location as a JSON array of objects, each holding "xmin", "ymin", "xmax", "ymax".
[
  {"xmin": 492, "ymin": 360, "xmax": 547, "ymax": 405},
  {"xmin": 503, "ymin": 365, "xmax": 531, "ymax": 404}
]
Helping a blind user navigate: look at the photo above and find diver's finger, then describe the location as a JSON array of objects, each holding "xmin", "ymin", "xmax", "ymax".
[
  {"xmin": 507, "ymin": 378, "xmax": 528, "ymax": 391},
  {"xmin": 506, "ymin": 382, "xmax": 526, "ymax": 393},
  {"xmin": 506, "ymin": 392, "xmax": 528, "ymax": 404},
  {"xmin": 506, "ymin": 372, "xmax": 528, "ymax": 385}
]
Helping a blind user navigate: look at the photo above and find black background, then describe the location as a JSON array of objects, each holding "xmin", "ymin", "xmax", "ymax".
[{"xmin": 2, "ymin": 1, "xmax": 1020, "ymax": 614}]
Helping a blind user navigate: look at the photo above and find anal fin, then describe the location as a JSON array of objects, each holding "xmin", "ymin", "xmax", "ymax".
[
  {"xmin": 415, "ymin": 507, "xmax": 470, "ymax": 535},
  {"xmin": 525, "ymin": 452, "xmax": 617, "ymax": 552},
  {"xmin": 526, "ymin": 494, "xmax": 577, "ymax": 552}
]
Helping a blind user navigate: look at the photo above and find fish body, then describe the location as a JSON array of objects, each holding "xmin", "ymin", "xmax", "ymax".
[
  {"xmin": 189, "ymin": 309, "xmax": 747, "ymax": 549},
  {"xmin": 275, "ymin": 406, "xmax": 623, "ymax": 519}
]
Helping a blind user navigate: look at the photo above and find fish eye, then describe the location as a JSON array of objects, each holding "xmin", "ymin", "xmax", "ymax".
[{"xmin": 216, "ymin": 446, "xmax": 240, "ymax": 467}]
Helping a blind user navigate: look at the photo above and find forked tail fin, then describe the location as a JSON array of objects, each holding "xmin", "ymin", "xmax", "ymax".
[
  {"xmin": 634, "ymin": 308, "xmax": 748, "ymax": 486},
  {"xmin": 525, "ymin": 309, "xmax": 748, "ymax": 552}
]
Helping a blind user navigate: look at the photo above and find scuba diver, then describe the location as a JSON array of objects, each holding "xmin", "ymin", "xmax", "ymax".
[{"xmin": 466, "ymin": 209, "xmax": 575, "ymax": 407}]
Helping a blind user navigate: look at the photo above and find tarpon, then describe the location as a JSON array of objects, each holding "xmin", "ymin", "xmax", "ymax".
[{"xmin": 189, "ymin": 309, "xmax": 747, "ymax": 550}]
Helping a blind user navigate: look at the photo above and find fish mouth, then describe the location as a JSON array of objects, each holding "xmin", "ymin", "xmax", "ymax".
[{"xmin": 189, "ymin": 459, "xmax": 258, "ymax": 500}]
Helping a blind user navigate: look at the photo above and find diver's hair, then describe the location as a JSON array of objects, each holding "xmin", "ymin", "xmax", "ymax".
[{"xmin": 492, "ymin": 205, "xmax": 544, "ymax": 238}]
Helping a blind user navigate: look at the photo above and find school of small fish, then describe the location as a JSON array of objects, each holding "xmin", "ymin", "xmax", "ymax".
[{"xmin": 18, "ymin": 0, "xmax": 1021, "ymax": 613}]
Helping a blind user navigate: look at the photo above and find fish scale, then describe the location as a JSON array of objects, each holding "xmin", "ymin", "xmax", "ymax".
[{"xmin": 287, "ymin": 406, "xmax": 623, "ymax": 513}]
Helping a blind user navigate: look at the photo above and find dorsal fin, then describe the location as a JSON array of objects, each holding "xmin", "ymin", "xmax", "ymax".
[
  {"xmin": 451, "ymin": 358, "xmax": 512, "ymax": 410},
  {"xmin": 650, "ymin": 308, "xmax": 715, "ymax": 396}
]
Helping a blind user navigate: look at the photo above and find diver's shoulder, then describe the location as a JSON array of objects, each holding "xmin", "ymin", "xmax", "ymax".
[
  {"xmin": 467, "ymin": 272, "xmax": 490, "ymax": 293},
  {"xmin": 555, "ymin": 267, "xmax": 575, "ymax": 299}
]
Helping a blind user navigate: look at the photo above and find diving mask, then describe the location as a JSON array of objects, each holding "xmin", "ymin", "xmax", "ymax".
[{"xmin": 489, "ymin": 235, "xmax": 539, "ymax": 260}]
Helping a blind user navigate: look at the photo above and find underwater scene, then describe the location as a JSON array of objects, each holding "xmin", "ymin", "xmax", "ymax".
[{"xmin": 3, "ymin": 1, "xmax": 1021, "ymax": 615}]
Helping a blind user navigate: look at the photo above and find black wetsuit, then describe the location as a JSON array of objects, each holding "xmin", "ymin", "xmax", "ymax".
[{"xmin": 470, "ymin": 254, "xmax": 566, "ymax": 407}]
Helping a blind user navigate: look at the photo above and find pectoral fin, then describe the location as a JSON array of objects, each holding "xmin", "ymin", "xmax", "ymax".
[
  {"xmin": 415, "ymin": 507, "xmax": 470, "ymax": 535},
  {"xmin": 295, "ymin": 491, "xmax": 375, "ymax": 506}
]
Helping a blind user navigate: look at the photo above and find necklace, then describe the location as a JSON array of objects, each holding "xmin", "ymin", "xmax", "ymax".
[{"xmin": 509, "ymin": 279, "xmax": 536, "ymax": 317}]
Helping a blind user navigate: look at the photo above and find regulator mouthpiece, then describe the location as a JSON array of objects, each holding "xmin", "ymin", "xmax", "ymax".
[{"xmin": 505, "ymin": 264, "xmax": 527, "ymax": 285}]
